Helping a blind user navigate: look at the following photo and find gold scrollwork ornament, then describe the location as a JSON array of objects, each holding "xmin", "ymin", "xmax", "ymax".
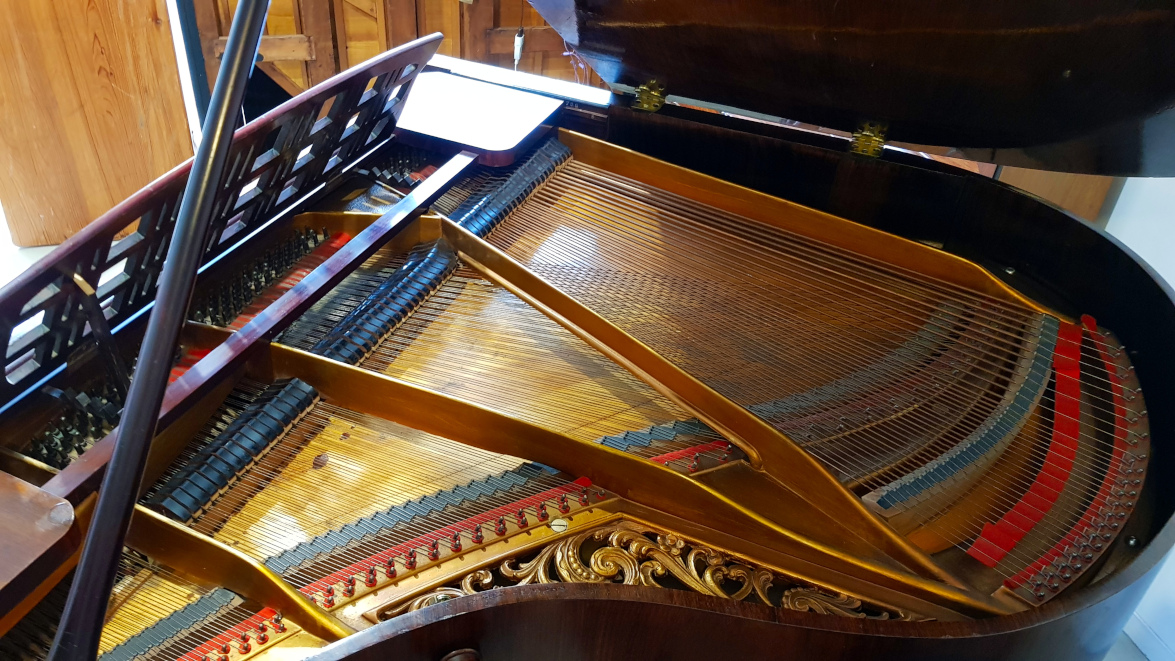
[{"xmin": 379, "ymin": 522, "xmax": 925, "ymax": 622}]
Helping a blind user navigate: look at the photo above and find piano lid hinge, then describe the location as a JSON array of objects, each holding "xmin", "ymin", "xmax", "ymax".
[
  {"xmin": 850, "ymin": 121, "xmax": 888, "ymax": 158},
  {"xmin": 632, "ymin": 80, "xmax": 666, "ymax": 112}
]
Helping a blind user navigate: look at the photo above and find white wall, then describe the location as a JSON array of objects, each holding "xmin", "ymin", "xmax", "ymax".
[
  {"xmin": 1106, "ymin": 177, "xmax": 1175, "ymax": 661},
  {"xmin": 1106, "ymin": 177, "xmax": 1175, "ymax": 283}
]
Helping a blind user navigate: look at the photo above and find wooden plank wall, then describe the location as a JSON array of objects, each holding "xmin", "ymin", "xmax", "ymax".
[
  {"xmin": 195, "ymin": 0, "xmax": 603, "ymax": 97},
  {"xmin": 0, "ymin": 0, "xmax": 194, "ymax": 247}
]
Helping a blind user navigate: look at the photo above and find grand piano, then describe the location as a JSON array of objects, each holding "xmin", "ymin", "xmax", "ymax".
[{"xmin": 1, "ymin": 2, "xmax": 1174, "ymax": 659}]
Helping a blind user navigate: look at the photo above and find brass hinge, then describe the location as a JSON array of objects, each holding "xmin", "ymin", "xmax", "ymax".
[
  {"xmin": 850, "ymin": 121, "xmax": 888, "ymax": 158},
  {"xmin": 632, "ymin": 80, "xmax": 666, "ymax": 112}
]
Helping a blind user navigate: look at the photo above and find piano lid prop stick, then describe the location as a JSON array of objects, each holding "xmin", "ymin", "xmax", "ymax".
[{"xmin": 47, "ymin": 0, "xmax": 272, "ymax": 658}]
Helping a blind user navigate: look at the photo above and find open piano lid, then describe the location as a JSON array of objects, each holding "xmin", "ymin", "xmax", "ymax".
[{"xmin": 527, "ymin": 0, "xmax": 1175, "ymax": 176}]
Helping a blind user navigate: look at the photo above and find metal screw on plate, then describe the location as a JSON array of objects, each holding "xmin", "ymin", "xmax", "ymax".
[
  {"xmin": 550, "ymin": 518, "xmax": 569, "ymax": 533},
  {"xmin": 1127, "ymin": 536, "xmax": 1139, "ymax": 548},
  {"xmin": 1005, "ymin": 266, "xmax": 1016, "ymax": 275}
]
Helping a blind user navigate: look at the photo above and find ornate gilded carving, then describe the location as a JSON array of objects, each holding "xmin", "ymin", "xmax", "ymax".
[{"xmin": 376, "ymin": 521, "xmax": 926, "ymax": 622}]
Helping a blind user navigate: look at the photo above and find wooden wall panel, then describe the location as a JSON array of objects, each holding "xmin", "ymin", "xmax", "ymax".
[
  {"xmin": 384, "ymin": 0, "xmax": 418, "ymax": 49},
  {"xmin": 269, "ymin": 0, "xmax": 310, "ymax": 88},
  {"xmin": 196, "ymin": 0, "xmax": 602, "ymax": 100},
  {"xmin": 337, "ymin": 0, "xmax": 385, "ymax": 68},
  {"xmin": 491, "ymin": 0, "xmax": 601, "ymax": 84},
  {"xmin": 221, "ymin": 0, "xmax": 310, "ymax": 87},
  {"xmin": 0, "ymin": 0, "xmax": 193, "ymax": 246},
  {"xmin": 417, "ymin": 0, "xmax": 462, "ymax": 57}
]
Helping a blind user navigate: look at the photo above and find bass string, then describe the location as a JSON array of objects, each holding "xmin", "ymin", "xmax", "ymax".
[
  {"xmin": 491, "ymin": 204, "xmax": 1132, "ymax": 464},
  {"xmin": 366, "ymin": 278, "xmax": 1118, "ymax": 563},
  {"xmin": 879, "ymin": 412, "xmax": 1112, "ymax": 548},
  {"xmin": 491, "ymin": 170, "xmax": 1132, "ymax": 427},
  {"xmin": 509, "ymin": 160, "xmax": 1123, "ymax": 380},
  {"xmin": 512, "ymin": 168, "xmax": 1036, "ymax": 341},
  {"xmin": 486, "ymin": 165, "xmax": 1128, "ymax": 568},
  {"xmin": 491, "ymin": 191, "xmax": 1123, "ymax": 410},
  {"xmin": 338, "ymin": 255, "xmax": 1125, "ymax": 515},
  {"xmin": 548, "ymin": 161, "xmax": 1063, "ymax": 326},
  {"xmin": 499, "ymin": 171, "xmax": 1126, "ymax": 395}
]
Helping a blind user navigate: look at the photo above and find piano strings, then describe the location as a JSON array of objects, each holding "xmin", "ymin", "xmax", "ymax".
[{"xmin": 484, "ymin": 157, "xmax": 1134, "ymax": 583}]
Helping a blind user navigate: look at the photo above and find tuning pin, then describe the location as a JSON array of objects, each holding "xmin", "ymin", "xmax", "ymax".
[
  {"xmin": 385, "ymin": 557, "xmax": 398, "ymax": 579},
  {"xmin": 366, "ymin": 565, "xmax": 379, "ymax": 587},
  {"xmin": 257, "ymin": 631, "xmax": 269, "ymax": 644},
  {"xmin": 273, "ymin": 613, "xmax": 286, "ymax": 633},
  {"xmin": 221, "ymin": 642, "xmax": 232, "ymax": 654},
  {"xmin": 515, "ymin": 509, "xmax": 529, "ymax": 528},
  {"xmin": 720, "ymin": 443, "xmax": 734, "ymax": 462},
  {"xmin": 472, "ymin": 524, "xmax": 484, "ymax": 544},
  {"xmin": 405, "ymin": 549, "xmax": 418, "ymax": 570},
  {"xmin": 323, "ymin": 585, "xmax": 335, "ymax": 597},
  {"xmin": 495, "ymin": 516, "xmax": 508, "ymax": 536},
  {"xmin": 428, "ymin": 539, "xmax": 441, "ymax": 561},
  {"xmin": 578, "ymin": 490, "xmax": 590, "ymax": 506},
  {"xmin": 557, "ymin": 494, "xmax": 571, "ymax": 514},
  {"xmin": 343, "ymin": 576, "xmax": 356, "ymax": 597},
  {"xmin": 323, "ymin": 594, "xmax": 335, "ymax": 608},
  {"xmin": 239, "ymin": 632, "xmax": 251, "ymax": 654},
  {"xmin": 450, "ymin": 531, "xmax": 462, "ymax": 553}
]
